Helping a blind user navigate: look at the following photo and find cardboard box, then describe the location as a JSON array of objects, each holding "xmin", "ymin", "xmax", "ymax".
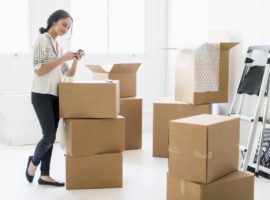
[
  {"xmin": 167, "ymin": 171, "xmax": 254, "ymax": 200},
  {"xmin": 153, "ymin": 98, "xmax": 210, "ymax": 158},
  {"xmin": 86, "ymin": 63, "xmax": 141, "ymax": 98},
  {"xmin": 169, "ymin": 114, "xmax": 239, "ymax": 184},
  {"xmin": 59, "ymin": 80, "xmax": 119, "ymax": 118},
  {"xmin": 175, "ymin": 42, "xmax": 238, "ymax": 104},
  {"xmin": 66, "ymin": 153, "xmax": 122, "ymax": 189},
  {"xmin": 120, "ymin": 97, "xmax": 142, "ymax": 150},
  {"xmin": 63, "ymin": 116, "xmax": 125, "ymax": 156}
]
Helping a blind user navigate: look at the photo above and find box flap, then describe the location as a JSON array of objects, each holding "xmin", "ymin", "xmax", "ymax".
[
  {"xmin": 171, "ymin": 114, "xmax": 239, "ymax": 126},
  {"xmin": 85, "ymin": 65, "xmax": 107, "ymax": 73},
  {"xmin": 220, "ymin": 42, "xmax": 239, "ymax": 50},
  {"xmin": 110, "ymin": 63, "xmax": 141, "ymax": 73}
]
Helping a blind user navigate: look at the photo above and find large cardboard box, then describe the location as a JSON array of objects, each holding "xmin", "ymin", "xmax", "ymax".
[
  {"xmin": 59, "ymin": 80, "xmax": 119, "ymax": 118},
  {"xmin": 169, "ymin": 114, "xmax": 239, "ymax": 184},
  {"xmin": 66, "ymin": 153, "xmax": 122, "ymax": 189},
  {"xmin": 167, "ymin": 171, "xmax": 254, "ymax": 200},
  {"xmin": 120, "ymin": 97, "xmax": 142, "ymax": 150},
  {"xmin": 86, "ymin": 63, "xmax": 141, "ymax": 98},
  {"xmin": 153, "ymin": 98, "xmax": 210, "ymax": 158},
  {"xmin": 63, "ymin": 116, "xmax": 125, "ymax": 156},
  {"xmin": 175, "ymin": 42, "xmax": 238, "ymax": 104}
]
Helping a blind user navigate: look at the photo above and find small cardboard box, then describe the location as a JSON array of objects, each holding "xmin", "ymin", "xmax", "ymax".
[
  {"xmin": 66, "ymin": 153, "xmax": 122, "ymax": 189},
  {"xmin": 167, "ymin": 171, "xmax": 254, "ymax": 200},
  {"xmin": 169, "ymin": 114, "xmax": 239, "ymax": 184},
  {"xmin": 120, "ymin": 97, "xmax": 142, "ymax": 150},
  {"xmin": 86, "ymin": 63, "xmax": 141, "ymax": 98},
  {"xmin": 153, "ymin": 98, "xmax": 210, "ymax": 158},
  {"xmin": 175, "ymin": 42, "xmax": 238, "ymax": 104},
  {"xmin": 63, "ymin": 116, "xmax": 125, "ymax": 156},
  {"xmin": 59, "ymin": 80, "xmax": 119, "ymax": 118}
]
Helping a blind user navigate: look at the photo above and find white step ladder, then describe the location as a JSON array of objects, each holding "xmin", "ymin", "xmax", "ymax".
[{"xmin": 229, "ymin": 45, "xmax": 270, "ymax": 177}]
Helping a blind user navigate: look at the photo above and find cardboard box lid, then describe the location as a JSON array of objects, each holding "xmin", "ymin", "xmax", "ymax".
[
  {"xmin": 60, "ymin": 79, "xmax": 119, "ymax": 84},
  {"xmin": 86, "ymin": 63, "xmax": 141, "ymax": 74},
  {"xmin": 171, "ymin": 114, "xmax": 239, "ymax": 126},
  {"xmin": 85, "ymin": 65, "xmax": 107, "ymax": 73}
]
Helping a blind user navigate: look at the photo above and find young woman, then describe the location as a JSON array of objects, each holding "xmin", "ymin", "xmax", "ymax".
[{"xmin": 25, "ymin": 9, "xmax": 84, "ymax": 186}]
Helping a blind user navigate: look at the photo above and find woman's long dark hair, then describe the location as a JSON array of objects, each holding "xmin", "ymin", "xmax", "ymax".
[{"xmin": 39, "ymin": 10, "xmax": 73, "ymax": 34}]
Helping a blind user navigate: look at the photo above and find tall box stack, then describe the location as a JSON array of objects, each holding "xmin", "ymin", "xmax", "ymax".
[
  {"xmin": 59, "ymin": 80, "xmax": 124, "ymax": 189},
  {"xmin": 153, "ymin": 43, "xmax": 238, "ymax": 154},
  {"xmin": 153, "ymin": 98, "xmax": 210, "ymax": 158},
  {"xmin": 167, "ymin": 114, "xmax": 254, "ymax": 200},
  {"xmin": 153, "ymin": 43, "xmax": 239, "ymax": 157},
  {"xmin": 86, "ymin": 64, "xmax": 143, "ymax": 150}
]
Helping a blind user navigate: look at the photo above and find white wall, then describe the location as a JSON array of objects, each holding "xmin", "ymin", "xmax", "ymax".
[
  {"xmin": 167, "ymin": 0, "xmax": 270, "ymax": 146},
  {"xmin": 0, "ymin": 0, "xmax": 167, "ymax": 143}
]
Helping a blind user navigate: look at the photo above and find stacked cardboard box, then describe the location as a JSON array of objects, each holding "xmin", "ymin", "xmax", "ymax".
[
  {"xmin": 120, "ymin": 97, "xmax": 142, "ymax": 149},
  {"xmin": 153, "ymin": 43, "xmax": 238, "ymax": 158},
  {"xmin": 59, "ymin": 80, "xmax": 124, "ymax": 189},
  {"xmin": 86, "ymin": 64, "xmax": 143, "ymax": 150},
  {"xmin": 167, "ymin": 114, "xmax": 254, "ymax": 200}
]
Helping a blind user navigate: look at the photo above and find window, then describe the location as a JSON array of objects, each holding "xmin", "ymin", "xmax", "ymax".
[
  {"xmin": 70, "ymin": 0, "xmax": 146, "ymax": 54},
  {"xmin": 0, "ymin": 0, "xmax": 29, "ymax": 54}
]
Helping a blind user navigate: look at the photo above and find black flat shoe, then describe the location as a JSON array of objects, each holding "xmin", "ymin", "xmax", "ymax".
[
  {"xmin": 26, "ymin": 156, "xmax": 34, "ymax": 183},
  {"xmin": 38, "ymin": 178, "xmax": 65, "ymax": 187}
]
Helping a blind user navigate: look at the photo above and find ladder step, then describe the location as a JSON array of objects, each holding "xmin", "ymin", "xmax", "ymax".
[
  {"xmin": 230, "ymin": 114, "xmax": 254, "ymax": 122},
  {"xmin": 230, "ymin": 114, "xmax": 270, "ymax": 123}
]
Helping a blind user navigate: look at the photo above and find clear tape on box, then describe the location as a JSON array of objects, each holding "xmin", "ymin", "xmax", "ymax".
[
  {"xmin": 169, "ymin": 143, "xmax": 239, "ymax": 159},
  {"xmin": 61, "ymin": 76, "xmax": 74, "ymax": 82}
]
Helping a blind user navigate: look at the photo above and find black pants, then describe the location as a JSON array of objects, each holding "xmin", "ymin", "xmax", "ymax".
[{"xmin": 31, "ymin": 92, "xmax": 59, "ymax": 176}]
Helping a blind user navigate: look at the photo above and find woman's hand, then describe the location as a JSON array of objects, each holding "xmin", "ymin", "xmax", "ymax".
[
  {"xmin": 62, "ymin": 51, "xmax": 75, "ymax": 61},
  {"xmin": 67, "ymin": 50, "xmax": 85, "ymax": 76}
]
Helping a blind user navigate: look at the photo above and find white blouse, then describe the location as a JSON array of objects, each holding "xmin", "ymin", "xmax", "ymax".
[{"xmin": 31, "ymin": 33, "xmax": 69, "ymax": 96}]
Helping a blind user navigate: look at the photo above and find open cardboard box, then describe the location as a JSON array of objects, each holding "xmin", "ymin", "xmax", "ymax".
[
  {"xmin": 86, "ymin": 63, "xmax": 141, "ymax": 98},
  {"xmin": 175, "ymin": 42, "xmax": 239, "ymax": 104}
]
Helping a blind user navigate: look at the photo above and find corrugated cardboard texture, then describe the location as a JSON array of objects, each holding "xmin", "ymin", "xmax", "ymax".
[
  {"xmin": 59, "ymin": 81, "xmax": 119, "ymax": 118},
  {"xmin": 167, "ymin": 171, "xmax": 254, "ymax": 200},
  {"xmin": 64, "ymin": 116, "xmax": 125, "ymax": 156},
  {"xmin": 66, "ymin": 153, "xmax": 122, "ymax": 189},
  {"xmin": 153, "ymin": 100, "xmax": 210, "ymax": 158},
  {"xmin": 120, "ymin": 97, "xmax": 142, "ymax": 150},
  {"xmin": 175, "ymin": 42, "xmax": 238, "ymax": 104},
  {"xmin": 86, "ymin": 63, "xmax": 141, "ymax": 97},
  {"xmin": 169, "ymin": 114, "xmax": 240, "ymax": 184}
]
